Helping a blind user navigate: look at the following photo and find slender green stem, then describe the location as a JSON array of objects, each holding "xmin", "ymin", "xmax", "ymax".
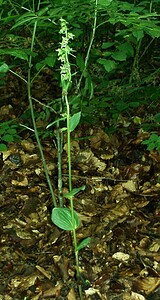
[
  {"xmin": 58, "ymin": 18, "xmax": 83, "ymax": 299},
  {"xmin": 129, "ymin": 39, "xmax": 142, "ymax": 84},
  {"xmin": 57, "ymin": 121, "xmax": 63, "ymax": 207},
  {"xmin": 56, "ymin": 89, "xmax": 64, "ymax": 207},
  {"xmin": 65, "ymin": 96, "xmax": 72, "ymax": 193},
  {"xmin": 76, "ymin": 0, "xmax": 98, "ymax": 93},
  {"xmin": 150, "ymin": 0, "xmax": 153, "ymax": 13},
  {"xmin": 138, "ymin": 38, "xmax": 154, "ymax": 64},
  {"xmin": 31, "ymin": 65, "xmax": 45, "ymax": 84},
  {"xmin": 7, "ymin": 0, "xmax": 46, "ymax": 54},
  {"xmin": 9, "ymin": 69, "xmax": 27, "ymax": 84},
  {"xmin": 65, "ymin": 94, "xmax": 82, "ymax": 299},
  {"xmin": 27, "ymin": 0, "xmax": 57, "ymax": 207}
]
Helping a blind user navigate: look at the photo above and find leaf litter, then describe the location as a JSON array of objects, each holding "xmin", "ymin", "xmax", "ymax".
[{"xmin": 0, "ymin": 106, "xmax": 160, "ymax": 300}]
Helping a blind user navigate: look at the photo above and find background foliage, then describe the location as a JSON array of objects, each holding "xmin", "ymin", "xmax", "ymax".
[{"xmin": 0, "ymin": 0, "xmax": 160, "ymax": 148}]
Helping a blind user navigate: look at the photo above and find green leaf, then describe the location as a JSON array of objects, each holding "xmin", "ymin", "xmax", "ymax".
[
  {"xmin": 0, "ymin": 49, "xmax": 28, "ymax": 61},
  {"xmin": 12, "ymin": 13, "xmax": 37, "ymax": 29},
  {"xmin": 51, "ymin": 208, "xmax": 80, "ymax": 230},
  {"xmin": 0, "ymin": 123, "xmax": 9, "ymax": 130},
  {"xmin": 101, "ymin": 42, "xmax": 115, "ymax": 49},
  {"xmin": 142, "ymin": 140, "xmax": 149, "ymax": 145},
  {"xmin": 97, "ymin": 58, "xmax": 116, "ymax": 72},
  {"xmin": 0, "ymin": 128, "xmax": 6, "ymax": 135},
  {"xmin": 147, "ymin": 134, "xmax": 159, "ymax": 142},
  {"xmin": 37, "ymin": 6, "xmax": 49, "ymax": 16},
  {"xmin": 147, "ymin": 142, "xmax": 155, "ymax": 151},
  {"xmin": 132, "ymin": 30, "xmax": 144, "ymax": 41},
  {"xmin": 0, "ymin": 80, "xmax": 5, "ymax": 85},
  {"xmin": 0, "ymin": 63, "xmax": 9, "ymax": 73},
  {"xmin": 46, "ymin": 116, "xmax": 67, "ymax": 129},
  {"xmin": 2, "ymin": 134, "xmax": 14, "ymax": 142},
  {"xmin": 142, "ymin": 134, "xmax": 160, "ymax": 151},
  {"xmin": 145, "ymin": 26, "xmax": 160, "ymax": 38},
  {"xmin": 111, "ymin": 51, "xmax": 127, "ymax": 61},
  {"xmin": 64, "ymin": 185, "xmax": 85, "ymax": 199},
  {"xmin": 7, "ymin": 128, "xmax": 17, "ymax": 135},
  {"xmin": 72, "ymin": 28, "xmax": 83, "ymax": 38},
  {"xmin": 61, "ymin": 127, "xmax": 67, "ymax": 132},
  {"xmin": 119, "ymin": 2, "xmax": 134, "ymax": 10},
  {"xmin": 154, "ymin": 113, "xmax": 160, "ymax": 123},
  {"xmin": 76, "ymin": 54, "xmax": 85, "ymax": 72},
  {"xmin": 118, "ymin": 42, "xmax": 134, "ymax": 56},
  {"xmin": 98, "ymin": 0, "xmax": 113, "ymax": 8},
  {"xmin": 129, "ymin": 102, "xmax": 139, "ymax": 108},
  {"xmin": 77, "ymin": 237, "xmax": 91, "ymax": 252},
  {"xmin": 44, "ymin": 53, "xmax": 57, "ymax": 67},
  {"xmin": 70, "ymin": 112, "xmax": 81, "ymax": 132},
  {"xmin": 36, "ymin": 62, "xmax": 45, "ymax": 71},
  {"xmin": 103, "ymin": 51, "xmax": 112, "ymax": 57},
  {"xmin": 0, "ymin": 143, "xmax": 7, "ymax": 151},
  {"xmin": 155, "ymin": 140, "xmax": 160, "ymax": 149}
]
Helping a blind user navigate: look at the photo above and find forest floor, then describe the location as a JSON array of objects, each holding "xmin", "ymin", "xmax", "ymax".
[{"xmin": 0, "ymin": 74, "xmax": 160, "ymax": 300}]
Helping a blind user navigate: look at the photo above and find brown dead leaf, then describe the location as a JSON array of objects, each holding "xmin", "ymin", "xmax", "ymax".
[
  {"xmin": 134, "ymin": 277, "xmax": 160, "ymax": 295},
  {"xmin": 149, "ymin": 241, "xmax": 160, "ymax": 252},
  {"xmin": 64, "ymin": 140, "xmax": 80, "ymax": 153},
  {"xmin": 74, "ymin": 149, "xmax": 106, "ymax": 172},
  {"xmin": 43, "ymin": 282, "xmax": 63, "ymax": 297},
  {"xmin": 20, "ymin": 153, "xmax": 39, "ymax": 165},
  {"xmin": 0, "ymin": 295, "xmax": 13, "ymax": 300},
  {"xmin": 21, "ymin": 139, "xmax": 35, "ymax": 152},
  {"xmin": 90, "ymin": 128, "xmax": 109, "ymax": 150},
  {"xmin": 123, "ymin": 291, "xmax": 146, "ymax": 300},
  {"xmin": 122, "ymin": 180, "xmax": 137, "ymax": 192},
  {"xmin": 36, "ymin": 265, "xmax": 51, "ymax": 280},
  {"xmin": 10, "ymin": 274, "xmax": 38, "ymax": 290},
  {"xmin": 32, "ymin": 291, "xmax": 43, "ymax": 300},
  {"xmin": 112, "ymin": 252, "xmax": 130, "ymax": 262},
  {"xmin": 85, "ymin": 287, "xmax": 102, "ymax": 297},
  {"xmin": 67, "ymin": 288, "xmax": 76, "ymax": 300},
  {"xmin": 101, "ymin": 153, "xmax": 115, "ymax": 160},
  {"xmin": 0, "ymin": 104, "xmax": 15, "ymax": 121},
  {"xmin": 12, "ymin": 175, "xmax": 28, "ymax": 186}
]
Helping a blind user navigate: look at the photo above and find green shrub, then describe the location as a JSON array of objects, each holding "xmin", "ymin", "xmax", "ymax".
[
  {"xmin": 0, "ymin": 122, "xmax": 20, "ymax": 151},
  {"xmin": 142, "ymin": 133, "xmax": 160, "ymax": 151}
]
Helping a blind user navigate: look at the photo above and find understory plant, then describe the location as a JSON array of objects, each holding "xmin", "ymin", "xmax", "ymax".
[
  {"xmin": 50, "ymin": 18, "xmax": 91, "ymax": 299},
  {"xmin": 142, "ymin": 133, "xmax": 160, "ymax": 151},
  {"xmin": 0, "ymin": 0, "xmax": 160, "ymax": 296},
  {"xmin": 0, "ymin": 121, "xmax": 20, "ymax": 151},
  {"xmin": 0, "ymin": 1, "xmax": 91, "ymax": 298}
]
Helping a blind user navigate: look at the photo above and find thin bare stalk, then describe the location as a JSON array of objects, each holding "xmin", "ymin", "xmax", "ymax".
[
  {"xmin": 76, "ymin": 0, "xmax": 98, "ymax": 93},
  {"xmin": 27, "ymin": 0, "xmax": 57, "ymax": 207},
  {"xmin": 57, "ymin": 121, "xmax": 63, "ymax": 207},
  {"xmin": 65, "ymin": 93, "xmax": 82, "ymax": 298},
  {"xmin": 129, "ymin": 39, "xmax": 142, "ymax": 84}
]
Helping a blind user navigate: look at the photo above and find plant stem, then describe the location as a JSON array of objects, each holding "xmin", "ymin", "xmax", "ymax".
[
  {"xmin": 27, "ymin": 0, "xmax": 57, "ymax": 207},
  {"xmin": 7, "ymin": 0, "xmax": 46, "ymax": 54},
  {"xmin": 65, "ymin": 94, "xmax": 83, "ymax": 299},
  {"xmin": 58, "ymin": 17, "xmax": 83, "ymax": 298},
  {"xmin": 76, "ymin": 0, "xmax": 98, "ymax": 93},
  {"xmin": 129, "ymin": 39, "xmax": 142, "ymax": 84},
  {"xmin": 57, "ymin": 120, "xmax": 63, "ymax": 207},
  {"xmin": 9, "ymin": 69, "xmax": 27, "ymax": 84}
]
